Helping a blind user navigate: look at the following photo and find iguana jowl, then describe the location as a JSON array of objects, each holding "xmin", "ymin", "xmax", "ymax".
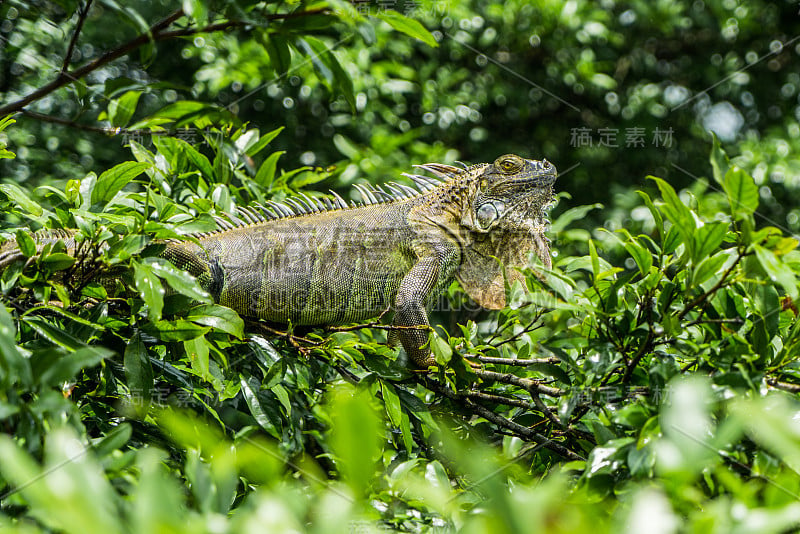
[{"xmin": 0, "ymin": 154, "xmax": 557, "ymax": 367}]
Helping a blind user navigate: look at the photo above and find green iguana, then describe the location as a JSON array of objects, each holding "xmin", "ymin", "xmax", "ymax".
[{"xmin": 0, "ymin": 154, "xmax": 557, "ymax": 367}]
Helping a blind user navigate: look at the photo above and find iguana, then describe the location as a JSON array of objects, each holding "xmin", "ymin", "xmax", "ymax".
[{"xmin": 0, "ymin": 154, "xmax": 557, "ymax": 367}]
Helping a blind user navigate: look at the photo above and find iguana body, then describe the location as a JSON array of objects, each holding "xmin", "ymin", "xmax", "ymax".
[{"xmin": 0, "ymin": 154, "xmax": 557, "ymax": 367}]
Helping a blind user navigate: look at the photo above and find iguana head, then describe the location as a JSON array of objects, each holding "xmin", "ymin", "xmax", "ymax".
[
  {"xmin": 460, "ymin": 154, "xmax": 556, "ymax": 234},
  {"xmin": 456, "ymin": 154, "xmax": 557, "ymax": 309}
]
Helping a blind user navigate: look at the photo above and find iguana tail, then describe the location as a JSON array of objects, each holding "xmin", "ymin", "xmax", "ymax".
[
  {"xmin": 0, "ymin": 229, "xmax": 79, "ymax": 271},
  {"xmin": 1, "ymin": 231, "xmax": 221, "ymax": 302}
]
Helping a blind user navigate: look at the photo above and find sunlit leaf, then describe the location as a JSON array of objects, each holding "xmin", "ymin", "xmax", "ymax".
[
  {"xmin": 378, "ymin": 10, "xmax": 438, "ymax": 47},
  {"xmin": 133, "ymin": 260, "xmax": 165, "ymax": 321},
  {"xmin": 92, "ymin": 161, "xmax": 150, "ymax": 205},
  {"xmin": 186, "ymin": 304, "xmax": 243, "ymax": 339},
  {"xmin": 723, "ymin": 166, "xmax": 759, "ymax": 221},
  {"xmin": 124, "ymin": 332, "xmax": 153, "ymax": 406}
]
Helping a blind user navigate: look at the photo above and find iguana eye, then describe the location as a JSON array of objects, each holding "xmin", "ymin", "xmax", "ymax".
[
  {"xmin": 498, "ymin": 156, "xmax": 521, "ymax": 173},
  {"xmin": 476, "ymin": 202, "xmax": 505, "ymax": 229}
]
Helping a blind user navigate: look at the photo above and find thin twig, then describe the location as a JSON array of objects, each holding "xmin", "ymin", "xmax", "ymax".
[
  {"xmin": 314, "ymin": 353, "xmax": 360, "ymax": 385},
  {"xmin": 677, "ymin": 248, "xmax": 745, "ymax": 321},
  {"xmin": 622, "ymin": 328, "xmax": 655, "ymax": 383},
  {"xmin": 20, "ymin": 110, "xmax": 126, "ymax": 134},
  {"xmin": 250, "ymin": 322, "xmax": 322, "ymax": 352},
  {"xmin": 490, "ymin": 315, "xmax": 544, "ymax": 348},
  {"xmin": 62, "ymin": 0, "xmax": 94, "ymax": 75},
  {"xmin": 0, "ymin": 8, "xmax": 329, "ymax": 117},
  {"xmin": 422, "ymin": 377, "xmax": 584, "ymax": 460},
  {"xmin": 530, "ymin": 391, "xmax": 564, "ymax": 428},
  {"xmin": 325, "ymin": 322, "xmax": 431, "ymax": 333}
]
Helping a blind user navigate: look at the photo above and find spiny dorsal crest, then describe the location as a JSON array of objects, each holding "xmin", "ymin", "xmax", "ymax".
[{"xmin": 193, "ymin": 160, "xmax": 470, "ymax": 237}]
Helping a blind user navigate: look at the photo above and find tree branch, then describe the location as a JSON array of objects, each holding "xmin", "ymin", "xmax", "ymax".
[
  {"xmin": 476, "ymin": 356, "xmax": 559, "ymax": 366},
  {"xmin": 0, "ymin": 7, "xmax": 330, "ymax": 118},
  {"xmin": 0, "ymin": 8, "xmax": 184, "ymax": 117},
  {"xmin": 20, "ymin": 110, "xmax": 120, "ymax": 134},
  {"xmin": 472, "ymin": 368, "xmax": 563, "ymax": 397},
  {"xmin": 423, "ymin": 377, "xmax": 584, "ymax": 461}
]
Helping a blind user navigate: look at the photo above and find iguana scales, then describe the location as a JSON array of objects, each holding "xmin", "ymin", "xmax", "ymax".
[{"xmin": 0, "ymin": 154, "xmax": 557, "ymax": 367}]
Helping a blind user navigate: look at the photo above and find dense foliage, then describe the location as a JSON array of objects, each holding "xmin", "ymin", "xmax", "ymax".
[{"xmin": 2, "ymin": 1, "xmax": 800, "ymax": 532}]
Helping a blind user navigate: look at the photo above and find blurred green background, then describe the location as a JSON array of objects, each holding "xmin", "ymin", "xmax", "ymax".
[{"xmin": 3, "ymin": 0, "xmax": 798, "ymax": 233}]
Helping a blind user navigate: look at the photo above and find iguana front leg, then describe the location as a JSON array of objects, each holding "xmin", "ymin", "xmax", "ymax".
[{"xmin": 394, "ymin": 242, "xmax": 459, "ymax": 368}]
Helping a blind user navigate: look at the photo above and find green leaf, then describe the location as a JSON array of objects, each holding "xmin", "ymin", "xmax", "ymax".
[
  {"xmin": 722, "ymin": 166, "xmax": 758, "ymax": 221},
  {"xmin": 106, "ymin": 234, "xmax": 147, "ymax": 263},
  {"xmin": 527, "ymin": 362, "xmax": 572, "ymax": 385},
  {"xmin": 182, "ymin": 0, "xmax": 208, "ymax": 25},
  {"xmin": 296, "ymin": 37, "xmax": 355, "ymax": 111},
  {"xmin": 397, "ymin": 388, "xmax": 438, "ymax": 430},
  {"xmin": 588, "ymin": 239, "xmax": 600, "ymax": 281},
  {"xmin": 0, "ymin": 116, "xmax": 16, "ymax": 159},
  {"xmin": 0, "ymin": 183, "xmax": 43, "ymax": 216},
  {"xmin": 38, "ymin": 346, "xmax": 112, "ymax": 386},
  {"xmin": 649, "ymin": 176, "xmax": 695, "ymax": 249},
  {"xmin": 380, "ymin": 380, "xmax": 403, "ymax": 427},
  {"xmin": 244, "ymin": 127, "xmax": 284, "ymax": 158},
  {"xmin": 0, "ymin": 306, "xmax": 32, "ymax": 387},
  {"xmin": 290, "ymin": 170, "xmax": 330, "ymax": 189},
  {"xmin": 174, "ymin": 138, "xmax": 214, "ymax": 179},
  {"xmin": 622, "ymin": 235, "xmax": 653, "ymax": 277},
  {"xmin": 430, "ymin": 333, "xmax": 452, "ymax": 365},
  {"xmin": 254, "ymin": 150, "xmax": 284, "ymax": 187},
  {"xmin": 22, "ymin": 315, "xmax": 85, "ymax": 351},
  {"xmin": 108, "ymin": 90, "xmax": 141, "ymax": 128},
  {"xmin": 15, "ymin": 229, "xmax": 36, "ymax": 258},
  {"xmin": 271, "ymin": 384, "xmax": 291, "ymax": 417},
  {"xmin": 378, "ymin": 10, "xmax": 438, "ymax": 48},
  {"xmin": 692, "ymin": 222, "xmax": 728, "ymax": 264},
  {"xmin": 92, "ymin": 161, "xmax": 150, "ymax": 205},
  {"xmin": 662, "ymin": 224, "xmax": 682, "ymax": 255},
  {"xmin": 0, "ymin": 401, "xmax": 20, "ymax": 420},
  {"xmin": 262, "ymin": 34, "xmax": 291, "ymax": 76},
  {"xmin": 637, "ymin": 191, "xmax": 664, "ymax": 240},
  {"xmin": 124, "ymin": 332, "xmax": 153, "ymax": 405},
  {"xmin": 41, "ymin": 252, "xmax": 76, "ymax": 271},
  {"xmin": 93, "ymin": 424, "xmax": 132, "ymax": 458},
  {"xmin": 142, "ymin": 319, "xmax": 209, "ymax": 342},
  {"xmin": 262, "ymin": 358, "xmax": 286, "ymax": 389},
  {"xmin": 133, "ymin": 261, "xmax": 165, "ymax": 321},
  {"xmin": 754, "ymin": 244, "xmax": 798, "ymax": 299},
  {"xmin": 692, "ymin": 251, "xmax": 730, "ymax": 286},
  {"xmin": 186, "ymin": 304, "xmax": 244, "ymax": 339},
  {"xmin": 550, "ymin": 203, "xmax": 602, "ymax": 233},
  {"xmin": 184, "ymin": 336, "xmax": 211, "ymax": 382},
  {"xmin": 143, "ymin": 257, "xmax": 212, "ymax": 304},
  {"xmin": 239, "ymin": 375, "xmax": 279, "ymax": 438}
]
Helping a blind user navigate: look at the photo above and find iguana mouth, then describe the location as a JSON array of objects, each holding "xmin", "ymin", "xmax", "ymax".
[{"xmin": 495, "ymin": 172, "xmax": 557, "ymax": 192}]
